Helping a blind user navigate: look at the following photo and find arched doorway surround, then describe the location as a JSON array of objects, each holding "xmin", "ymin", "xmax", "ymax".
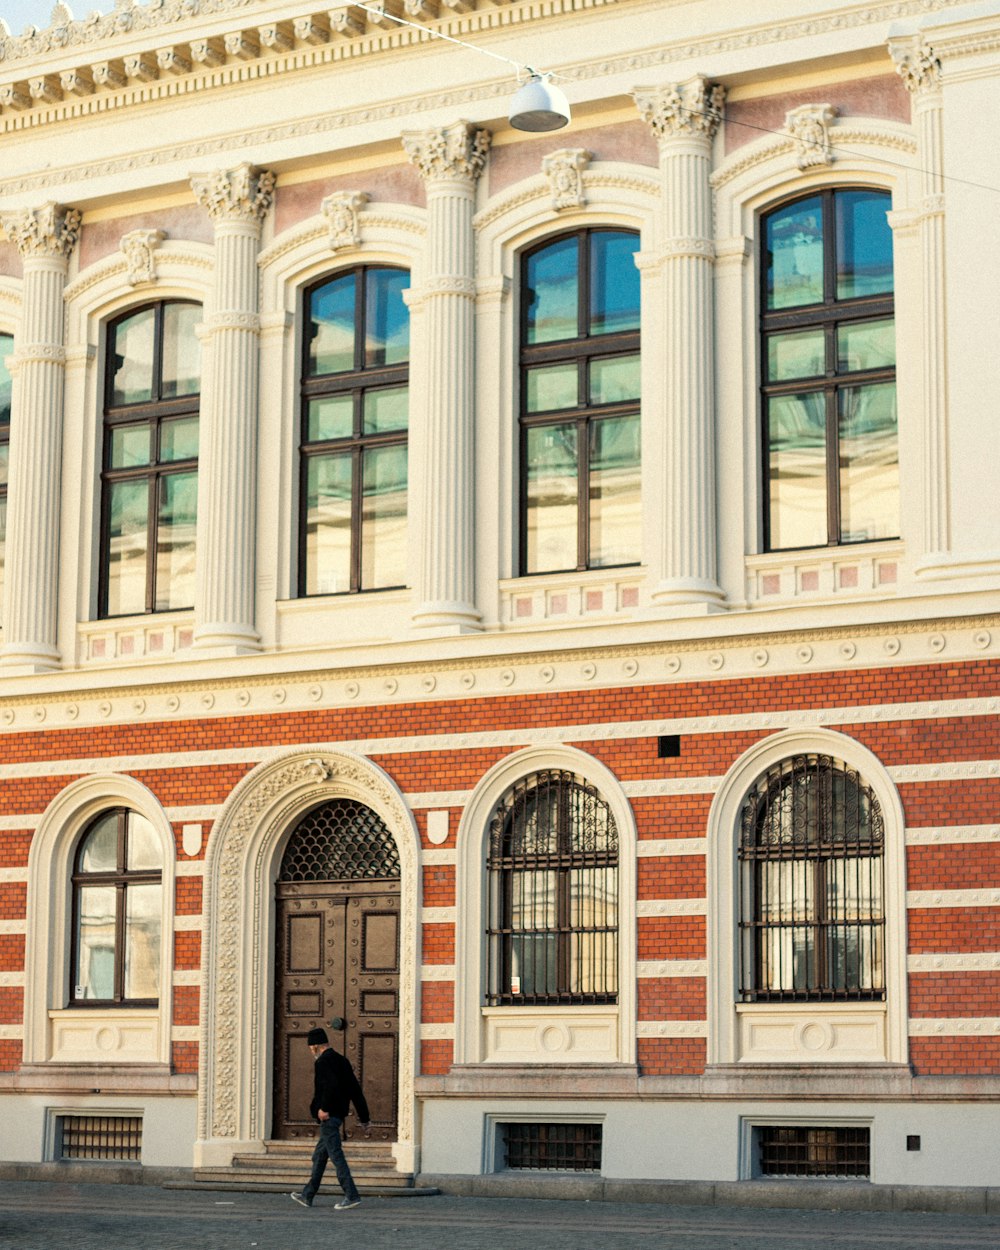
[{"xmin": 195, "ymin": 749, "xmax": 420, "ymax": 1172}]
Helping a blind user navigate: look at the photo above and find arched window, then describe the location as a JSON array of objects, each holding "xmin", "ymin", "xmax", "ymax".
[
  {"xmin": 0, "ymin": 332, "xmax": 12, "ymax": 626},
  {"xmin": 486, "ymin": 769, "xmax": 618, "ymax": 1005},
  {"xmin": 519, "ymin": 229, "xmax": 641, "ymax": 574},
  {"xmin": 100, "ymin": 300, "xmax": 201, "ymax": 617},
  {"xmin": 299, "ymin": 266, "xmax": 409, "ymax": 596},
  {"xmin": 71, "ymin": 809, "xmax": 163, "ymax": 1004},
  {"xmin": 738, "ymin": 754, "xmax": 885, "ymax": 1002},
  {"xmin": 761, "ymin": 188, "xmax": 897, "ymax": 550}
]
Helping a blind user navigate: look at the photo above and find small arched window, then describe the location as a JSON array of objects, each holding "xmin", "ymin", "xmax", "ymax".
[
  {"xmin": 519, "ymin": 229, "xmax": 641, "ymax": 574},
  {"xmin": 100, "ymin": 301, "xmax": 201, "ymax": 617},
  {"xmin": 486, "ymin": 769, "xmax": 618, "ymax": 1005},
  {"xmin": 738, "ymin": 754, "xmax": 885, "ymax": 1002},
  {"xmin": 299, "ymin": 266, "xmax": 410, "ymax": 596},
  {"xmin": 71, "ymin": 809, "xmax": 163, "ymax": 1004}
]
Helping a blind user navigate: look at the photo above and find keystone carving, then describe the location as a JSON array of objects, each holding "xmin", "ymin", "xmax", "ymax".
[
  {"xmin": 542, "ymin": 148, "xmax": 592, "ymax": 211},
  {"xmin": 191, "ymin": 162, "xmax": 277, "ymax": 225},
  {"xmin": 121, "ymin": 229, "xmax": 166, "ymax": 286},
  {"xmin": 322, "ymin": 191, "xmax": 369, "ymax": 251},
  {"xmin": 786, "ymin": 104, "xmax": 837, "ymax": 170},
  {"xmin": 402, "ymin": 120, "xmax": 491, "ymax": 184},
  {"xmin": 634, "ymin": 77, "xmax": 726, "ymax": 142}
]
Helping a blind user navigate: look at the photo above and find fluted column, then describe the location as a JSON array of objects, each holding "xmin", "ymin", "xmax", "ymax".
[
  {"xmin": 635, "ymin": 78, "xmax": 726, "ymax": 608},
  {"xmin": 0, "ymin": 203, "xmax": 80, "ymax": 671},
  {"xmin": 403, "ymin": 121, "xmax": 490, "ymax": 632},
  {"xmin": 890, "ymin": 36, "xmax": 950, "ymax": 574},
  {"xmin": 191, "ymin": 163, "xmax": 275, "ymax": 652}
]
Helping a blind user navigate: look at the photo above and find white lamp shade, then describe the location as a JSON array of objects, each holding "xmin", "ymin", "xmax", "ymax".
[{"xmin": 509, "ymin": 74, "xmax": 571, "ymax": 132}]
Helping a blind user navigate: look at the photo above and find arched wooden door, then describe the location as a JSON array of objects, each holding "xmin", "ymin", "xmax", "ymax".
[{"xmin": 272, "ymin": 799, "xmax": 400, "ymax": 1142}]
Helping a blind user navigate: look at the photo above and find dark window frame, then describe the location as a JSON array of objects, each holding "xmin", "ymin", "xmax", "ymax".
[
  {"xmin": 99, "ymin": 300, "xmax": 200, "ymax": 619},
  {"xmin": 70, "ymin": 808, "xmax": 162, "ymax": 1008},
  {"xmin": 518, "ymin": 228, "xmax": 641, "ymax": 576},
  {"xmin": 759, "ymin": 187, "xmax": 896, "ymax": 552},
  {"xmin": 298, "ymin": 265, "xmax": 409, "ymax": 598}
]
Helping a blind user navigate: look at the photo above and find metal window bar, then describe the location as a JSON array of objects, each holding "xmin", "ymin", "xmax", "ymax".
[
  {"xmin": 279, "ymin": 799, "xmax": 401, "ymax": 882},
  {"xmin": 58, "ymin": 1115, "xmax": 142, "ymax": 1162},
  {"xmin": 502, "ymin": 1122, "xmax": 602, "ymax": 1172},
  {"xmin": 738, "ymin": 755, "xmax": 885, "ymax": 1002},
  {"xmin": 486, "ymin": 770, "xmax": 618, "ymax": 1006},
  {"xmin": 758, "ymin": 1126, "xmax": 870, "ymax": 1179}
]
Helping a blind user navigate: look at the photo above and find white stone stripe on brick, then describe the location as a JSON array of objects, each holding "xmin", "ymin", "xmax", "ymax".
[
  {"xmin": 419, "ymin": 1024, "xmax": 455, "ymax": 1040},
  {"xmin": 906, "ymin": 825, "xmax": 1000, "ymax": 845},
  {"xmin": 420, "ymin": 849, "xmax": 457, "ymax": 866},
  {"xmin": 0, "ymin": 868, "xmax": 27, "ymax": 882},
  {"xmin": 0, "ymin": 816, "xmax": 36, "ymax": 831},
  {"xmin": 908, "ymin": 1018, "xmax": 1000, "ymax": 1036},
  {"xmin": 890, "ymin": 761, "xmax": 1000, "ymax": 782},
  {"xmin": 636, "ymin": 838, "xmax": 707, "ymax": 857},
  {"xmin": 172, "ymin": 970, "xmax": 202, "ymax": 985},
  {"xmin": 636, "ymin": 899, "xmax": 707, "ymax": 917},
  {"xmin": 165, "ymin": 807, "xmax": 221, "ymax": 822},
  {"xmin": 0, "ymin": 972, "xmax": 24, "ymax": 986},
  {"xmin": 636, "ymin": 1021, "xmax": 707, "ymax": 1037},
  {"xmin": 908, "ymin": 954, "xmax": 1000, "ymax": 972},
  {"xmin": 907, "ymin": 889, "xmax": 1000, "ymax": 908},
  {"xmin": 174, "ymin": 915, "xmax": 203, "ymax": 931},
  {"xmin": 637, "ymin": 960, "xmax": 707, "ymax": 978},
  {"xmin": 175, "ymin": 861, "xmax": 205, "ymax": 877},
  {"xmin": 421, "ymin": 907, "xmax": 456, "ymax": 924},
  {"xmin": 0, "ymin": 920, "xmax": 25, "ymax": 934},
  {"xmin": 407, "ymin": 792, "xmax": 472, "ymax": 809},
  {"xmin": 623, "ymin": 778, "xmax": 722, "ymax": 797},
  {"xmin": 170, "ymin": 1027, "xmax": 200, "ymax": 1042},
  {"xmin": 0, "ymin": 1025, "xmax": 22, "ymax": 1039},
  {"xmin": 420, "ymin": 965, "xmax": 456, "ymax": 982}
]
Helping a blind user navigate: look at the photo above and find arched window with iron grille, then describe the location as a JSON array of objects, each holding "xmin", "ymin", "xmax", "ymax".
[
  {"xmin": 278, "ymin": 799, "xmax": 401, "ymax": 882},
  {"xmin": 738, "ymin": 753, "xmax": 885, "ymax": 1002},
  {"xmin": 486, "ymin": 769, "xmax": 618, "ymax": 1006}
]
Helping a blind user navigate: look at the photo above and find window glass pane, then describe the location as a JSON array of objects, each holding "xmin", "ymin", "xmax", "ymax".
[
  {"xmin": 124, "ymin": 883, "xmax": 161, "ymax": 1000},
  {"xmin": 74, "ymin": 885, "xmax": 117, "ymax": 1000},
  {"xmin": 836, "ymin": 190, "xmax": 893, "ymax": 299},
  {"xmin": 363, "ymin": 386, "xmax": 408, "ymax": 434},
  {"xmin": 106, "ymin": 479, "xmax": 149, "ymax": 616},
  {"xmin": 155, "ymin": 471, "xmax": 197, "ymax": 611},
  {"xmin": 308, "ymin": 274, "xmax": 356, "ymax": 375},
  {"xmin": 109, "ymin": 424, "xmax": 151, "ymax": 469},
  {"xmin": 110, "ymin": 309, "xmax": 156, "ymax": 405},
  {"xmin": 569, "ymin": 868, "xmax": 618, "ymax": 995},
  {"xmin": 526, "ymin": 363, "xmax": 578, "ymax": 413},
  {"xmin": 589, "ymin": 414, "xmax": 641, "ymax": 567},
  {"xmin": 0, "ymin": 333, "xmax": 13, "ymax": 423},
  {"xmin": 0, "ymin": 496, "xmax": 6, "ymax": 610},
  {"xmin": 766, "ymin": 196, "xmax": 824, "ymax": 310},
  {"xmin": 838, "ymin": 382, "xmax": 898, "ymax": 543},
  {"xmin": 590, "ymin": 232, "xmax": 640, "ymax": 335},
  {"xmin": 0, "ymin": 440, "xmax": 9, "ymax": 489},
  {"xmin": 767, "ymin": 329, "xmax": 825, "ymax": 382},
  {"xmin": 160, "ymin": 303, "xmax": 201, "ymax": 398},
  {"xmin": 525, "ymin": 237, "xmax": 578, "ymax": 344},
  {"xmin": 589, "ymin": 354, "xmax": 640, "ymax": 405},
  {"xmin": 836, "ymin": 319, "xmax": 895, "ymax": 373},
  {"xmin": 126, "ymin": 813, "xmax": 160, "ymax": 870},
  {"xmin": 305, "ymin": 453, "xmax": 352, "ymax": 595},
  {"xmin": 159, "ymin": 416, "xmax": 199, "ymax": 463},
  {"xmin": 767, "ymin": 392, "xmax": 828, "ymax": 549},
  {"xmin": 361, "ymin": 444, "xmax": 407, "ymax": 589},
  {"xmin": 365, "ymin": 269, "xmax": 409, "ymax": 367},
  {"xmin": 510, "ymin": 869, "xmax": 557, "ymax": 997},
  {"xmin": 79, "ymin": 812, "xmax": 120, "ymax": 873},
  {"xmin": 307, "ymin": 395, "xmax": 354, "ymax": 443},
  {"xmin": 525, "ymin": 423, "xmax": 579, "ymax": 573}
]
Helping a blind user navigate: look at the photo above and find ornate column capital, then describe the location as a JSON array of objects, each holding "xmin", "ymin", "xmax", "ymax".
[
  {"xmin": 191, "ymin": 162, "xmax": 276, "ymax": 225},
  {"xmin": 634, "ymin": 77, "xmax": 725, "ymax": 143},
  {"xmin": 402, "ymin": 121, "xmax": 491, "ymax": 184},
  {"xmin": 0, "ymin": 202, "xmax": 81, "ymax": 260},
  {"xmin": 889, "ymin": 36, "xmax": 942, "ymax": 96}
]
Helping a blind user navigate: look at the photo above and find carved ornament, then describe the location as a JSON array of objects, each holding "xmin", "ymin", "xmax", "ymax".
[
  {"xmin": 0, "ymin": 201, "xmax": 81, "ymax": 260},
  {"xmin": 321, "ymin": 191, "xmax": 369, "ymax": 252},
  {"xmin": 634, "ymin": 78, "xmax": 725, "ymax": 142},
  {"xmin": 786, "ymin": 104, "xmax": 837, "ymax": 170},
  {"xmin": 542, "ymin": 148, "xmax": 592, "ymax": 212},
  {"xmin": 890, "ymin": 37, "xmax": 942, "ymax": 96},
  {"xmin": 191, "ymin": 162, "xmax": 276, "ymax": 225},
  {"xmin": 121, "ymin": 228, "xmax": 165, "ymax": 286},
  {"xmin": 402, "ymin": 120, "xmax": 491, "ymax": 184}
]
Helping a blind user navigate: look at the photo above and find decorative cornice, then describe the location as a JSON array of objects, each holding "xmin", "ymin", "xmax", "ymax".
[
  {"xmin": 473, "ymin": 168, "xmax": 659, "ymax": 232},
  {"xmin": 191, "ymin": 162, "xmax": 276, "ymax": 225},
  {"xmin": 542, "ymin": 148, "xmax": 592, "ymax": 212},
  {"xmin": 0, "ymin": 201, "xmax": 80, "ymax": 259},
  {"xmin": 634, "ymin": 78, "xmax": 725, "ymax": 143},
  {"xmin": 402, "ymin": 120, "xmax": 491, "ymax": 184}
]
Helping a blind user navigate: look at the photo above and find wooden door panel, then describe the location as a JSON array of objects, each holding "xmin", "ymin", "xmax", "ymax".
[{"xmin": 357, "ymin": 1032, "xmax": 398, "ymax": 1127}]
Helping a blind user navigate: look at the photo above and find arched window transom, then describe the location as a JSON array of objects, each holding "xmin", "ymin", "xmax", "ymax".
[{"xmin": 279, "ymin": 799, "xmax": 401, "ymax": 882}]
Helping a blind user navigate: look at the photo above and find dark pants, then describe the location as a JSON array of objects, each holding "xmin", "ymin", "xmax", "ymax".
[{"xmin": 302, "ymin": 1117, "xmax": 360, "ymax": 1203}]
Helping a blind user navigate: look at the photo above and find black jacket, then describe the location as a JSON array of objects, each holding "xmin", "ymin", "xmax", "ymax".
[{"xmin": 309, "ymin": 1047, "xmax": 370, "ymax": 1124}]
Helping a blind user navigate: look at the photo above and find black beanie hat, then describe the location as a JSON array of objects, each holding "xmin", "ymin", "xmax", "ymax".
[{"xmin": 306, "ymin": 1027, "xmax": 329, "ymax": 1046}]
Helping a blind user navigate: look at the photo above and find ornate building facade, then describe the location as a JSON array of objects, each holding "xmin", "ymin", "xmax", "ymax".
[{"xmin": 0, "ymin": 0, "xmax": 997, "ymax": 1191}]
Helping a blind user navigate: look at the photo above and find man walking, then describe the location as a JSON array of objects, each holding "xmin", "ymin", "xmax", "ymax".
[{"xmin": 291, "ymin": 1027, "xmax": 372, "ymax": 1210}]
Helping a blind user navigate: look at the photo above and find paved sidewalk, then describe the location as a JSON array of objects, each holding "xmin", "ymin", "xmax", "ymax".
[{"xmin": 2, "ymin": 1182, "xmax": 1000, "ymax": 1250}]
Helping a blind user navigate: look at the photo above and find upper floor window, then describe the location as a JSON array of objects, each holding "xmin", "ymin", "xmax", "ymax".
[
  {"xmin": 0, "ymin": 333, "xmax": 12, "ymax": 625},
  {"xmin": 738, "ymin": 754, "xmax": 885, "ymax": 1003},
  {"xmin": 761, "ymin": 189, "xmax": 897, "ymax": 551},
  {"xmin": 300, "ymin": 267, "xmax": 409, "ymax": 596},
  {"xmin": 71, "ymin": 808, "xmax": 162, "ymax": 1004},
  {"xmin": 486, "ymin": 769, "xmax": 619, "ymax": 1006},
  {"xmin": 100, "ymin": 301, "xmax": 200, "ymax": 617},
  {"xmin": 520, "ymin": 230, "xmax": 641, "ymax": 575}
]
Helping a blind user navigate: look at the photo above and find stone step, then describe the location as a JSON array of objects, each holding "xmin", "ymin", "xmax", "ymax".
[{"xmin": 165, "ymin": 1176, "xmax": 439, "ymax": 1197}]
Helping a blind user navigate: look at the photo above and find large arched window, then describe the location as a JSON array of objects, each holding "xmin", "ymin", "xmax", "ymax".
[
  {"xmin": 100, "ymin": 300, "xmax": 201, "ymax": 617},
  {"xmin": 761, "ymin": 188, "xmax": 897, "ymax": 551},
  {"xmin": 0, "ymin": 332, "xmax": 12, "ymax": 626},
  {"xmin": 486, "ymin": 769, "xmax": 618, "ymax": 1006},
  {"xmin": 519, "ymin": 229, "xmax": 640, "ymax": 575},
  {"xmin": 738, "ymin": 754, "xmax": 885, "ymax": 1002},
  {"xmin": 71, "ymin": 808, "xmax": 163, "ymax": 1005},
  {"xmin": 299, "ymin": 266, "xmax": 409, "ymax": 596}
]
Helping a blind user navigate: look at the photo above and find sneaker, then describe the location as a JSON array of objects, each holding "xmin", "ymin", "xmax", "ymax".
[
  {"xmin": 334, "ymin": 1197, "xmax": 362, "ymax": 1210},
  {"xmin": 290, "ymin": 1192, "xmax": 313, "ymax": 1208}
]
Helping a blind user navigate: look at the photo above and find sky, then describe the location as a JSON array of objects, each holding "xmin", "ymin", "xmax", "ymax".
[{"xmin": 2, "ymin": 0, "xmax": 111, "ymax": 37}]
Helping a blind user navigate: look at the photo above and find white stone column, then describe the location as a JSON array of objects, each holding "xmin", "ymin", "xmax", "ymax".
[
  {"xmin": 890, "ymin": 36, "xmax": 950, "ymax": 575},
  {"xmin": 0, "ymin": 202, "xmax": 81, "ymax": 672},
  {"xmin": 402, "ymin": 121, "xmax": 490, "ymax": 633},
  {"xmin": 635, "ymin": 78, "xmax": 726, "ymax": 609},
  {"xmin": 190, "ymin": 163, "xmax": 275, "ymax": 652}
]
